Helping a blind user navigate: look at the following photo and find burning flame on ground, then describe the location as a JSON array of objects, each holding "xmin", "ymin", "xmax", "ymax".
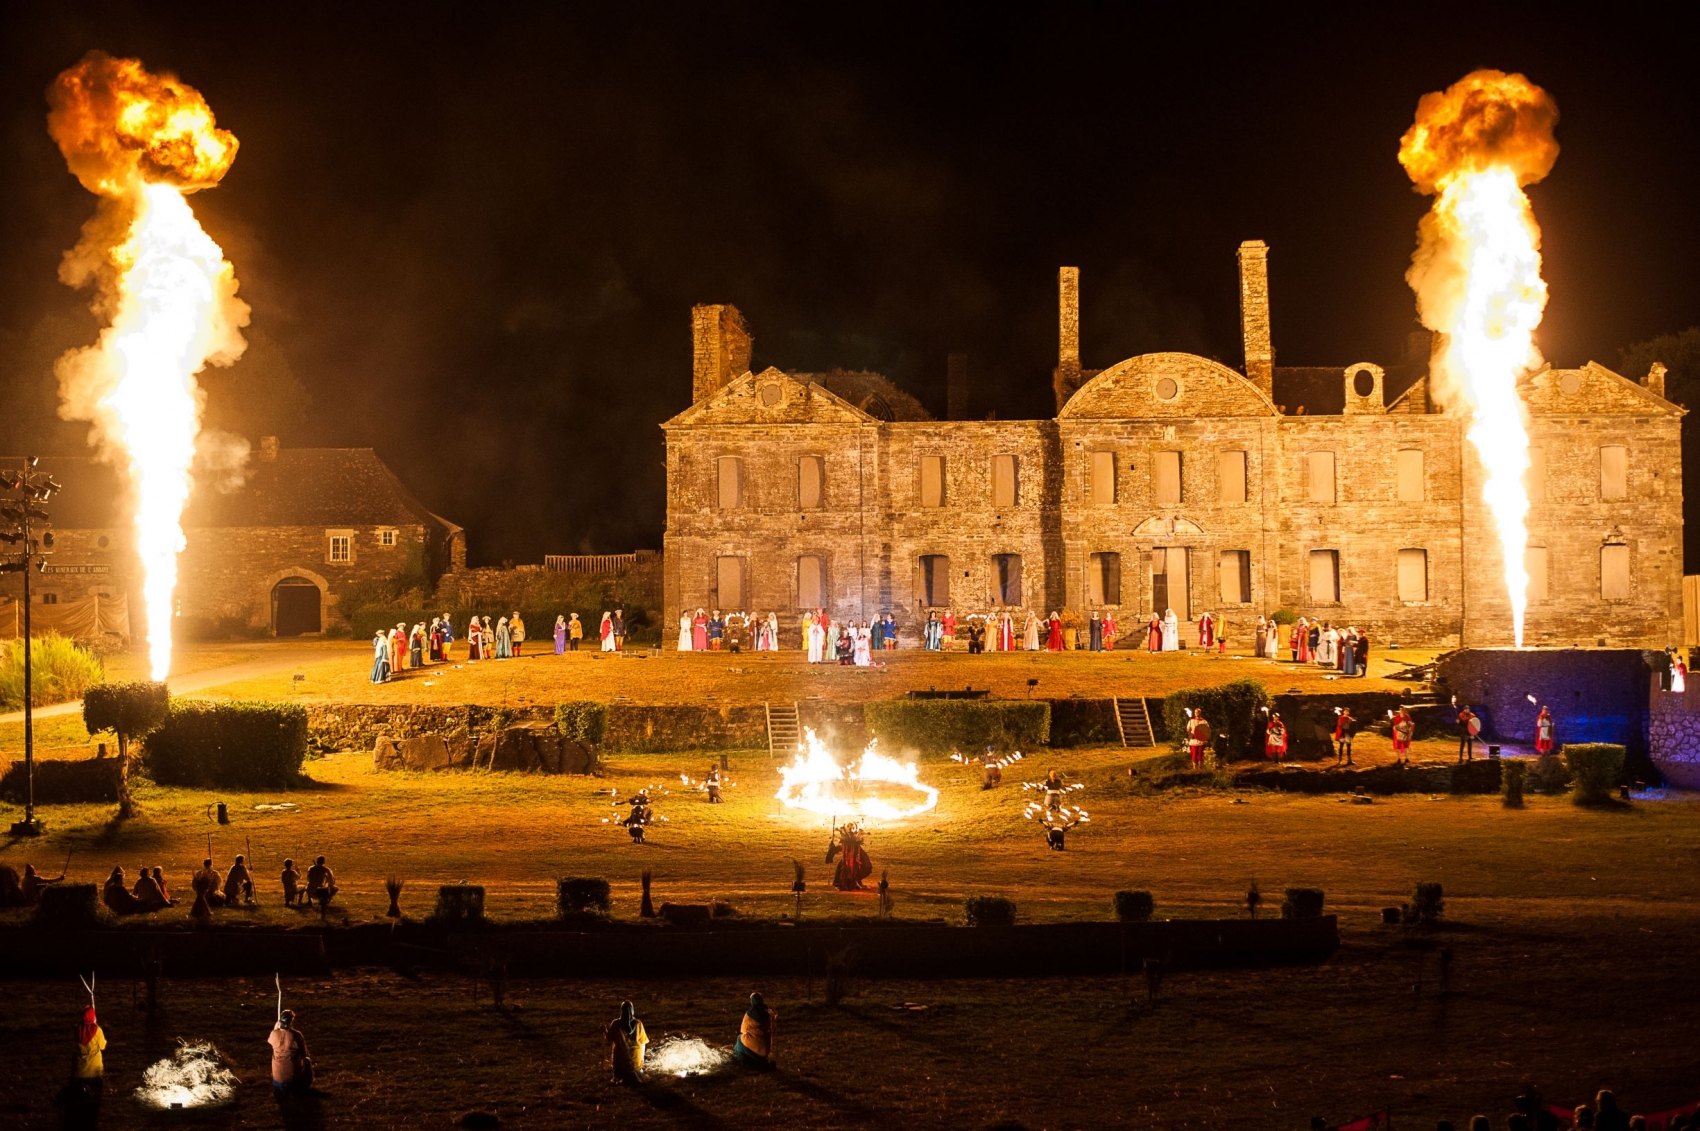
[
  {"xmin": 134, "ymin": 1040, "xmax": 238, "ymax": 1109},
  {"xmin": 647, "ymin": 1036, "xmax": 733, "ymax": 1077},
  {"xmin": 48, "ymin": 51, "xmax": 249, "ymax": 680},
  {"xmin": 1400, "ymin": 69, "xmax": 1560, "ymax": 647},
  {"xmin": 775, "ymin": 729, "xmax": 938, "ymax": 820}
]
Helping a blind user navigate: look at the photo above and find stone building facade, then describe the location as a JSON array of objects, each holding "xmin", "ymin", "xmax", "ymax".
[{"xmin": 662, "ymin": 241, "xmax": 1685, "ymax": 650}]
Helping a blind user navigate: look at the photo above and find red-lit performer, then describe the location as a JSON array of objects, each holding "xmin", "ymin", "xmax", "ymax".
[
  {"xmin": 1147, "ymin": 612, "xmax": 1162, "ymax": 653},
  {"xmin": 826, "ymin": 823, "xmax": 873, "ymax": 891},
  {"xmin": 1391, "ymin": 706, "xmax": 1415, "ymax": 766},
  {"xmin": 1046, "ymin": 611, "xmax": 1064, "ymax": 652},
  {"xmin": 1197, "ymin": 610, "xmax": 1214, "ymax": 648},
  {"xmin": 1264, "ymin": 712, "xmax": 1288, "ymax": 761},
  {"xmin": 1534, "ymin": 705, "xmax": 1554, "ymax": 755},
  {"xmin": 1185, "ymin": 712, "xmax": 1212, "ymax": 768}
]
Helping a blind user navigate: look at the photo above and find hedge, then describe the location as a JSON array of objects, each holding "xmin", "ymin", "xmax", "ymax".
[
  {"xmin": 142, "ymin": 700, "xmax": 309, "ymax": 789},
  {"xmin": 559, "ymin": 877, "xmax": 612, "ymax": 917},
  {"xmin": 1281, "ymin": 888, "xmax": 1325, "ymax": 918},
  {"xmin": 1412, "ymin": 882, "xmax": 1444, "ymax": 923},
  {"xmin": 1113, "ymin": 890, "xmax": 1154, "ymax": 923},
  {"xmin": 1162, "ymin": 679, "xmax": 1272, "ymax": 763},
  {"xmin": 555, "ymin": 701, "xmax": 608, "ymax": 746},
  {"xmin": 1501, "ymin": 760, "xmax": 1526, "ymax": 808},
  {"xmin": 965, "ymin": 895, "xmax": 1017, "ymax": 927},
  {"xmin": 431, "ymin": 884, "xmax": 486, "ymax": 925},
  {"xmin": 1564, "ymin": 743, "xmax": 1625, "ymax": 805},
  {"xmin": 863, "ymin": 701, "xmax": 1050, "ymax": 756}
]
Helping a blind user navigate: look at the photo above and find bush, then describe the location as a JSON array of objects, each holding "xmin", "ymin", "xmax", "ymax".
[
  {"xmin": 1530, "ymin": 753, "xmax": 1571, "ymax": 794},
  {"xmin": 965, "ymin": 895, "xmax": 1017, "ymax": 927},
  {"xmin": 1161, "ymin": 679, "xmax": 1272, "ymax": 763},
  {"xmin": 1412, "ymin": 882, "xmax": 1444, "ymax": 923},
  {"xmin": 83, "ymin": 681, "xmax": 170, "ymax": 744},
  {"xmin": 0, "ymin": 633, "xmax": 103, "ymax": 710},
  {"xmin": 35, "ymin": 884, "xmax": 104, "ymax": 928},
  {"xmin": 1564, "ymin": 743, "xmax": 1626, "ymax": 805},
  {"xmin": 1281, "ymin": 887, "xmax": 1325, "ymax": 918},
  {"xmin": 142, "ymin": 700, "xmax": 309, "ymax": 789},
  {"xmin": 555, "ymin": 701, "xmax": 608, "ymax": 746},
  {"xmin": 1113, "ymin": 890, "xmax": 1154, "ymax": 923},
  {"xmin": 430, "ymin": 883, "xmax": 486, "ymax": 925},
  {"xmin": 863, "ymin": 700, "xmax": 1049, "ymax": 756},
  {"xmin": 1270, "ymin": 608, "xmax": 1298, "ymax": 626},
  {"xmin": 557, "ymin": 877, "xmax": 612, "ymax": 917},
  {"xmin": 1501, "ymin": 760, "xmax": 1526, "ymax": 808}
]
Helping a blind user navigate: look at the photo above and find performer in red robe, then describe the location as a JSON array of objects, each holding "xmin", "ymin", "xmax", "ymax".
[
  {"xmin": 1102, "ymin": 612, "xmax": 1117, "ymax": 650},
  {"xmin": 1534, "ymin": 706, "xmax": 1554, "ymax": 754},
  {"xmin": 1264, "ymin": 713, "xmax": 1288, "ymax": 761},
  {"xmin": 1198, "ymin": 611, "xmax": 1214, "ymax": 647},
  {"xmin": 997, "ymin": 611, "xmax": 1015, "ymax": 651},
  {"xmin": 941, "ymin": 611, "xmax": 957, "ymax": 649},
  {"xmin": 1046, "ymin": 611, "xmax": 1064, "ymax": 651},
  {"xmin": 1391, "ymin": 706, "xmax": 1414, "ymax": 765},
  {"xmin": 1185, "ymin": 713, "xmax": 1212, "ymax": 768},
  {"xmin": 1147, "ymin": 614, "xmax": 1162, "ymax": 652}
]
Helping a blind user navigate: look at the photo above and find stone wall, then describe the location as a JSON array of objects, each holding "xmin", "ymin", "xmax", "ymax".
[
  {"xmin": 1434, "ymin": 648, "xmax": 1653, "ymax": 754},
  {"xmin": 1649, "ymin": 686, "xmax": 1700, "ymax": 789}
]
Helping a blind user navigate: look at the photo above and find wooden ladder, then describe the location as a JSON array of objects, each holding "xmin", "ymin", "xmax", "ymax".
[
  {"xmin": 1114, "ymin": 697, "xmax": 1156, "ymax": 748},
  {"xmin": 766, "ymin": 701, "xmax": 801, "ymax": 758}
]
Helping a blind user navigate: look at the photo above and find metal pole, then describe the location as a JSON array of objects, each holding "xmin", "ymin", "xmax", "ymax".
[{"xmin": 22, "ymin": 495, "xmax": 34, "ymax": 832}]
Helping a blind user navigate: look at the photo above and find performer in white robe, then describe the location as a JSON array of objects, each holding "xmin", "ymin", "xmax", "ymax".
[
  {"xmin": 1161, "ymin": 608, "xmax": 1180, "ymax": 651},
  {"xmin": 1319, "ymin": 625, "xmax": 1338, "ymax": 667},
  {"xmin": 677, "ymin": 612, "xmax": 693, "ymax": 651},
  {"xmin": 853, "ymin": 625, "xmax": 872, "ymax": 666},
  {"xmin": 1023, "ymin": 610, "xmax": 1041, "ymax": 650},
  {"xmin": 808, "ymin": 618, "xmax": 826, "ymax": 663}
]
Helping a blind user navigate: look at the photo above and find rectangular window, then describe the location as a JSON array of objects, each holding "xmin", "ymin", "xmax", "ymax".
[
  {"xmin": 1395, "ymin": 449, "xmax": 1425, "ymax": 502},
  {"xmin": 920, "ymin": 554, "xmax": 950, "ymax": 607},
  {"xmin": 716, "ymin": 456, "xmax": 744, "ymax": 510},
  {"xmin": 1152, "ymin": 547, "xmax": 1189, "ymax": 618},
  {"xmin": 1397, "ymin": 548, "xmax": 1428, "ymax": 602},
  {"xmin": 1600, "ymin": 445, "xmax": 1628, "ymax": 500},
  {"xmin": 1309, "ymin": 549, "xmax": 1340, "ymax": 603},
  {"xmin": 328, "ymin": 534, "xmax": 352, "ymax": 563},
  {"xmin": 991, "ymin": 454, "xmax": 1018, "ymax": 508},
  {"xmin": 1307, "ymin": 452, "xmax": 1336, "ymax": 503},
  {"xmin": 1527, "ymin": 447, "xmax": 1547, "ymax": 501},
  {"xmin": 1218, "ymin": 550, "xmax": 1251, "ymax": 604},
  {"xmin": 716, "ymin": 555, "xmax": 745, "ymax": 610},
  {"xmin": 378, "ymin": 528, "xmax": 397, "ymax": 547},
  {"xmin": 1525, "ymin": 546, "xmax": 1549, "ymax": 602},
  {"xmin": 797, "ymin": 456, "xmax": 824, "ymax": 510},
  {"xmin": 796, "ymin": 555, "xmax": 824, "ymax": 609},
  {"xmin": 1087, "ymin": 552, "xmax": 1121, "ymax": 605},
  {"xmin": 992, "ymin": 553, "xmax": 1023, "ymax": 606},
  {"xmin": 1217, "ymin": 450, "xmax": 1247, "ymax": 504},
  {"xmin": 1601, "ymin": 544, "xmax": 1630, "ymax": 600},
  {"xmin": 919, "ymin": 455, "xmax": 946, "ymax": 508},
  {"xmin": 1089, "ymin": 451, "xmax": 1117, "ymax": 504},
  {"xmin": 41, "ymin": 592, "xmax": 59, "ymax": 605},
  {"xmin": 1154, "ymin": 450, "xmax": 1183, "ymax": 505}
]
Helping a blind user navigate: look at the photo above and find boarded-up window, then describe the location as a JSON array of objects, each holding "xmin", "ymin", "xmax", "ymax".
[
  {"xmin": 993, "ymin": 554, "xmax": 1023, "ymax": 606},
  {"xmin": 1152, "ymin": 547, "xmax": 1189, "ymax": 618},
  {"xmin": 1308, "ymin": 452, "xmax": 1336, "ymax": 503},
  {"xmin": 1525, "ymin": 546, "xmax": 1549, "ymax": 602},
  {"xmin": 1397, "ymin": 548, "xmax": 1428, "ymax": 602},
  {"xmin": 920, "ymin": 554, "xmax": 950, "ymax": 606},
  {"xmin": 1309, "ymin": 549, "xmax": 1340, "ymax": 603},
  {"xmin": 1154, "ymin": 450, "xmax": 1183, "ymax": 504},
  {"xmin": 716, "ymin": 556, "xmax": 745, "ymax": 609},
  {"xmin": 919, "ymin": 455, "xmax": 946, "ymax": 508},
  {"xmin": 1396, "ymin": 449, "xmax": 1424, "ymax": 502},
  {"xmin": 992, "ymin": 454, "xmax": 1018, "ymax": 508},
  {"xmin": 1217, "ymin": 451, "xmax": 1247, "ymax": 503},
  {"xmin": 796, "ymin": 555, "xmax": 824, "ymax": 609},
  {"xmin": 1600, "ymin": 446, "xmax": 1628, "ymax": 500},
  {"xmin": 1527, "ymin": 447, "xmax": 1547, "ymax": 501},
  {"xmin": 1089, "ymin": 451, "xmax": 1116, "ymax": 504},
  {"xmin": 798, "ymin": 456, "xmax": 824, "ymax": 510},
  {"xmin": 1601, "ymin": 543, "xmax": 1630, "ymax": 600},
  {"xmin": 716, "ymin": 456, "xmax": 743, "ymax": 509},
  {"xmin": 1087, "ymin": 552, "xmax": 1121, "ymax": 605},
  {"xmin": 1218, "ymin": 550, "xmax": 1251, "ymax": 604}
]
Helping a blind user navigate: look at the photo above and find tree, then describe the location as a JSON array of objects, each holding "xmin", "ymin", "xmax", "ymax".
[
  {"xmin": 83, "ymin": 681, "xmax": 169, "ymax": 819},
  {"xmin": 1619, "ymin": 327, "xmax": 1700, "ymax": 568}
]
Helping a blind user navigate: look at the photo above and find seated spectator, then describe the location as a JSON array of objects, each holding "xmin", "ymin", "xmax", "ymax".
[
  {"xmin": 306, "ymin": 856, "xmax": 338, "ymax": 910},
  {"xmin": 223, "ymin": 855, "xmax": 256, "ymax": 906},
  {"xmin": 102, "ymin": 867, "xmax": 147, "ymax": 915}
]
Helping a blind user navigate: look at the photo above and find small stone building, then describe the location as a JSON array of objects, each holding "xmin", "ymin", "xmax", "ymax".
[
  {"xmin": 0, "ymin": 439, "xmax": 463, "ymax": 638},
  {"xmin": 662, "ymin": 241, "xmax": 1684, "ymax": 649}
]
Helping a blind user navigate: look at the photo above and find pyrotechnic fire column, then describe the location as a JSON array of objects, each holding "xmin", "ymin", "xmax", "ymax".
[{"xmin": 1, "ymin": 457, "xmax": 61, "ymax": 836}]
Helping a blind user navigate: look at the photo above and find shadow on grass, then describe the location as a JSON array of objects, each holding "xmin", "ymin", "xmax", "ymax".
[
  {"xmin": 771, "ymin": 1069, "xmax": 883, "ymax": 1124},
  {"xmin": 635, "ymin": 1078, "xmax": 730, "ymax": 1129}
]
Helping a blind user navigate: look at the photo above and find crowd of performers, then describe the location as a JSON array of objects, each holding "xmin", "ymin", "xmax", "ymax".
[
  {"xmin": 370, "ymin": 609, "xmax": 635, "ymax": 682},
  {"xmin": 605, "ymin": 993, "xmax": 780, "ymax": 1084},
  {"xmin": 0, "ymin": 854, "xmax": 344, "ymax": 921}
]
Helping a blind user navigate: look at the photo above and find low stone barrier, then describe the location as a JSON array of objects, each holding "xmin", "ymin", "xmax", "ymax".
[
  {"xmin": 1649, "ymin": 681, "xmax": 1700, "ymax": 789},
  {"xmin": 3, "ymin": 929, "xmax": 330, "ymax": 977},
  {"xmin": 1235, "ymin": 758, "xmax": 1502, "ymax": 794}
]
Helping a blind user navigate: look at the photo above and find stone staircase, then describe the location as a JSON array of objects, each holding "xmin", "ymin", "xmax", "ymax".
[
  {"xmin": 765, "ymin": 702, "xmax": 801, "ymax": 758},
  {"xmin": 1113, "ymin": 697, "xmax": 1156, "ymax": 748}
]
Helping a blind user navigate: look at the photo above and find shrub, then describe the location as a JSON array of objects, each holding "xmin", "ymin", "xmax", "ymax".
[
  {"xmin": 1113, "ymin": 890, "xmax": 1154, "ymax": 923},
  {"xmin": 1530, "ymin": 753, "xmax": 1571, "ymax": 794},
  {"xmin": 1270, "ymin": 608, "xmax": 1298, "ymax": 626},
  {"xmin": 1564, "ymin": 743, "xmax": 1626, "ymax": 805},
  {"xmin": 1161, "ymin": 679, "xmax": 1272, "ymax": 763},
  {"xmin": 430, "ymin": 884, "xmax": 485, "ymax": 925},
  {"xmin": 557, "ymin": 877, "xmax": 612, "ymax": 917},
  {"xmin": 142, "ymin": 700, "xmax": 309, "ymax": 789},
  {"xmin": 0, "ymin": 633, "xmax": 103, "ymax": 710},
  {"xmin": 1281, "ymin": 887, "xmax": 1325, "ymax": 918},
  {"xmin": 555, "ymin": 701, "xmax": 608, "ymax": 746},
  {"xmin": 1412, "ymin": 882, "xmax": 1444, "ymax": 923},
  {"xmin": 1501, "ymin": 760, "xmax": 1526, "ymax": 808},
  {"xmin": 965, "ymin": 895, "xmax": 1017, "ymax": 927},
  {"xmin": 863, "ymin": 700, "xmax": 1050, "ymax": 756},
  {"xmin": 35, "ymin": 884, "xmax": 104, "ymax": 928},
  {"xmin": 84, "ymin": 680, "xmax": 169, "ymax": 818}
]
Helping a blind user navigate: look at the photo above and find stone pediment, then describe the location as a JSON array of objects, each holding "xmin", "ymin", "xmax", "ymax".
[
  {"xmin": 1521, "ymin": 362, "xmax": 1683, "ymax": 417},
  {"xmin": 1059, "ymin": 352, "xmax": 1278, "ymax": 420},
  {"xmin": 1133, "ymin": 515, "xmax": 1206, "ymax": 537},
  {"xmin": 663, "ymin": 368, "xmax": 874, "ymax": 427}
]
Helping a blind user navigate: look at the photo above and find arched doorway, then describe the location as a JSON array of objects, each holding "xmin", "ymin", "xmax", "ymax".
[{"xmin": 271, "ymin": 576, "xmax": 322, "ymax": 636}]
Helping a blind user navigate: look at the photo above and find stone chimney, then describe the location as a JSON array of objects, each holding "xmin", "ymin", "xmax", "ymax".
[
  {"xmin": 1052, "ymin": 267, "xmax": 1084, "ymax": 412},
  {"xmin": 258, "ymin": 436, "xmax": 279, "ymax": 462},
  {"xmin": 1645, "ymin": 361, "xmax": 1668, "ymax": 400},
  {"xmin": 691, "ymin": 304, "xmax": 753, "ymax": 403},
  {"xmin": 947, "ymin": 352, "xmax": 969, "ymax": 420},
  {"xmin": 1237, "ymin": 240, "xmax": 1274, "ymax": 399}
]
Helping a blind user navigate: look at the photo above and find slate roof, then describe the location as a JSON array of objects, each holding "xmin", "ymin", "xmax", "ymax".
[{"xmin": 794, "ymin": 370, "xmax": 933, "ymax": 422}]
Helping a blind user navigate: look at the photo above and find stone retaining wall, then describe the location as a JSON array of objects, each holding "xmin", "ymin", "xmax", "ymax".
[{"xmin": 1649, "ymin": 683, "xmax": 1700, "ymax": 789}]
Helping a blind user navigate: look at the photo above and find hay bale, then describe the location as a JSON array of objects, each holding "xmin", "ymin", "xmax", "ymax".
[{"xmin": 431, "ymin": 884, "xmax": 486, "ymax": 925}]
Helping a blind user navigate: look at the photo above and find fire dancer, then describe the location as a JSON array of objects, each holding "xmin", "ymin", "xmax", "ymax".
[
  {"xmin": 1264, "ymin": 713, "xmax": 1288, "ymax": 762},
  {"xmin": 621, "ymin": 792, "xmax": 654, "ymax": 843},
  {"xmin": 705, "ymin": 765, "xmax": 723, "ymax": 803},
  {"xmin": 733, "ymin": 993, "xmax": 778, "ymax": 1070},
  {"xmin": 603, "ymin": 1001, "xmax": 649, "ymax": 1084},
  {"xmin": 1457, "ymin": 706, "xmax": 1481, "ymax": 762},
  {"xmin": 1043, "ymin": 769, "xmax": 1066, "ymax": 812},
  {"xmin": 1185, "ymin": 712, "xmax": 1212, "ymax": 768},
  {"xmin": 827, "ymin": 823, "xmax": 873, "ymax": 890},
  {"xmin": 1535, "ymin": 705, "xmax": 1555, "ymax": 755},
  {"xmin": 268, "ymin": 1009, "xmax": 314, "ymax": 1097}
]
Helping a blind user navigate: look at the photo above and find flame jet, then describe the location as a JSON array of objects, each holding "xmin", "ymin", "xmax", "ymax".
[
  {"xmin": 1399, "ymin": 69, "xmax": 1560, "ymax": 647},
  {"xmin": 48, "ymin": 51, "xmax": 249, "ymax": 679}
]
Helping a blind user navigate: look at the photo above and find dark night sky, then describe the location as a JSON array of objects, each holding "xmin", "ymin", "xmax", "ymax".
[{"xmin": 2, "ymin": 5, "xmax": 1697, "ymax": 565}]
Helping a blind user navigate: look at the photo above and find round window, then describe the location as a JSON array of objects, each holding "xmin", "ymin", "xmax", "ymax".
[
  {"xmin": 1155, "ymin": 377, "xmax": 1179, "ymax": 401},
  {"xmin": 1352, "ymin": 369, "xmax": 1376, "ymax": 398},
  {"xmin": 1558, "ymin": 372, "xmax": 1581, "ymax": 396},
  {"xmin": 97, "ymin": 535, "xmax": 109, "ymax": 549},
  {"xmin": 758, "ymin": 383, "xmax": 783, "ymax": 407}
]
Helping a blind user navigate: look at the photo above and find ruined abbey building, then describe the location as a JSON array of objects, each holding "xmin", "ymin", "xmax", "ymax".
[{"xmin": 662, "ymin": 241, "xmax": 1683, "ymax": 649}]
